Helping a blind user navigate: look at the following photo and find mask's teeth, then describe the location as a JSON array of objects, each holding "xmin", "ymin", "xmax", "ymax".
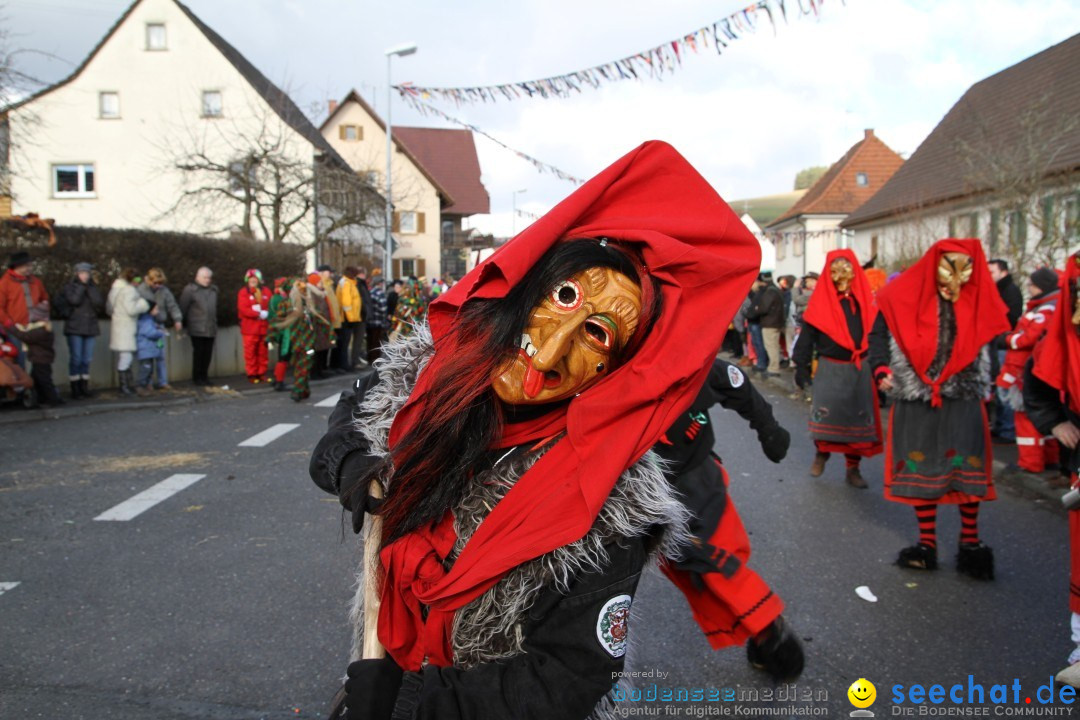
[
  {"xmin": 525, "ymin": 341, "xmax": 538, "ymax": 358},
  {"xmin": 519, "ymin": 333, "xmax": 532, "ymax": 351}
]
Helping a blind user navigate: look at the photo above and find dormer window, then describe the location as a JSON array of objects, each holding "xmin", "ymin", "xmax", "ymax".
[
  {"xmin": 99, "ymin": 92, "xmax": 119, "ymax": 119},
  {"xmin": 855, "ymin": 172, "xmax": 869, "ymax": 187},
  {"xmin": 146, "ymin": 23, "xmax": 167, "ymax": 51},
  {"xmin": 339, "ymin": 124, "xmax": 362, "ymax": 141},
  {"xmin": 202, "ymin": 91, "xmax": 223, "ymax": 118}
]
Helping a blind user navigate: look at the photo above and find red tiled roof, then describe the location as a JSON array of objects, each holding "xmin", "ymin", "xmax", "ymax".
[
  {"xmin": 843, "ymin": 33, "xmax": 1080, "ymax": 228},
  {"xmin": 768, "ymin": 129, "xmax": 904, "ymax": 227},
  {"xmin": 391, "ymin": 127, "xmax": 490, "ymax": 216}
]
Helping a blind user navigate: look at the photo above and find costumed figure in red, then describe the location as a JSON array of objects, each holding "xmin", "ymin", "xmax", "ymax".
[
  {"xmin": 868, "ymin": 239, "xmax": 1009, "ymax": 578},
  {"xmin": 236, "ymin": 269, "xmax": 270, "ymax": 383},
  {"xmin": 996, "ymin": 267, "xmax": 1061, "ymax": 473},
  {"xmin": 309, "ymin": 142, "xmax": 762, "ymax": 719},
  {"xmin": 793, "ymin": 249, "xmax": 883, "ymax": 488},
  {"xmin": 1023, "ymin": 253, "xmax": 1080, "ymax": 687}
]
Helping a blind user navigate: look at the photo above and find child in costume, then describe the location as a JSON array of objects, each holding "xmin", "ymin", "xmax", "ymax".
[
  {"xmin": 869, "ymin": 239, "xmax": 1009, "ymax": 578},
  {"xmin": 267, "ymin": 278, "xmax": 293, "ymax": 392},
  {"xmin": 794, "ymin": 249, "xmax": 883, "ymax": 488},
  {"xmin": 309, "ymin": 142, "xmax": 761, "ymax": 720},
  {"xmin": 13, "ymin": 300, "xmax": 64, "ymax": 406},
  {"xmin": 1023, "ymin": 253, "xmax": 1080, "ymax": 686},
  {"xmin": 237, "ymin": 269, "xmax": 270, "ymax": 383},
  {"xmin": 134, "ymin": 306, "xmax": 164, "ymax": 397}
]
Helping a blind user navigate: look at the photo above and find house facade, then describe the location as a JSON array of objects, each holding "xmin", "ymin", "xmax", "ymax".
[
  {"xmin": 842, "ymin": 34, "xmax": 1080, "ymax": 273},
  {"xmin": 765, "ymin": 129, "xmax": 904, "ymax": 278},
  {"xmin": 320, "ymin": 91, "xmax": 490, "ymax": 280},
  {"xmin": 1, "ymin": 0, "xmax": 354, "ymax": 258}
]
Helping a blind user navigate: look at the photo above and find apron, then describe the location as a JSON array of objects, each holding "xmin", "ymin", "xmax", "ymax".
[{"xmin": 809, "ymin": 357, "xmax": 882, "ymax": 452}]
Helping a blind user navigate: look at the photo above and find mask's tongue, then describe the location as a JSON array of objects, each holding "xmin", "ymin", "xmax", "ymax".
[{"xmin": 523, "ymin": 359, "xmax": 545, "ymax": 399}]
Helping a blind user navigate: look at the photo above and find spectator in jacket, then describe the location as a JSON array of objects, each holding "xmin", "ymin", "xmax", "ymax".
[
  {"xmin": 336, "ymin": 267, "xmax": 362, "ymax": 371},
  {"xmin": 747, "ymin": 273, "xmax": 785, "ymax": 376},
  {"xmin": 108, "ymin": 268, "xmax": 151, "ymax": 396},
  {"xmin": 13, "ymin": 300, "xmax": 64, "ymax": 406},
  {"xmin": 791, "ymin": 272, "xmax": 818, "ymax": 350},
  {"xmin": 136, "ymin": 267, "xmax": 182, "ymax": 390},
  {"xmin": 366, "ymin": 272, "xmax": 388, "ymax": 363},
  {"xmin": 179, "ymin": 267, "xmax": 218, "ymax": 387},
  {"xmin": 0, "ymin": 252, "xmax": 48, "ymax": 371},
  {"xmin": 355, "ymin": 266, "xmax": 372, "ymax": 367},
  {"xmin": 135, "ymin": 307, "xmax": 164, "ymax": 397},
  {"xmin": 989, "ymin": 259, "xmax": 1024, "ymax": 441},
  {"xmin": 61, "ymin": 262, "xmax": 105, "ymax": 399},
  {"xmin": 237, "ymin": 269, "xmax": 270, "ymax": 383}
]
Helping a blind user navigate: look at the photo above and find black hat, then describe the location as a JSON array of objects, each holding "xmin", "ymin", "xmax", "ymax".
[
  {"xmin": 757, "ymin": 271, "xmax": 773, "ymax": 282},
  {"xmin": 805, "ymin": 271, "xmax": 820, "ymax": 280},
  {"xmin": 1029, "ymin": 267, "xmax": 1059, "ymax": 294},
  {"xmin": 316, "ymin": 264, "xmax": 333, "ymax": 273},
  {"xmin": 7, "ymin": 251, "xmax": 31, "ymax": 269}
]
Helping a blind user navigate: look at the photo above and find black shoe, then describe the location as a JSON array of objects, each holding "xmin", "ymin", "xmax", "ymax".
[
  {"xmin": 956, "ymin": 542, "xmax": 994, "ymax": 581},
  {"xmin": 79, "ymin": 379, "xmax": 93, "ymax": 399},
  {"xmin": 118, "ymin": 369, "xmax": 136, "ymax": 396},
  {"xmin": 70, "ymin": 381, "xmax": 82, "ymax": 400},
  {"xmin": 746, "ymin": 616, "xmax": 805, "ymax": 682},
  {"xmin": 896, "ymin": 543, "xmax": 938, "ymax": 570},
  {"xmin": 273, "ymin": 380, "xmax": 286, "ymax": 392}
]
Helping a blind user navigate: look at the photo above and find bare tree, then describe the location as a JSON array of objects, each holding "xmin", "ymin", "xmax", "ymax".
[{"xmin": 957, "ymin": 93, "xmax": 1080, "ymax": 273}]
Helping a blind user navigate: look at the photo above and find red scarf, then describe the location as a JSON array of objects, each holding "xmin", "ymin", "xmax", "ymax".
[
  {"xmin": 802, "ymin": 248, "xmax": 878, "ymax": 367},
  {"xmin": 377, "ymin": 141, "xmax": 761, "ymax": 670},
  {"xmin": 1033, "ymin": 252, "xmax": 1080, "ymax": 415},
  {"xmin": 876, "ymin": 238, "xmax": 1009, "ymax": 407}
]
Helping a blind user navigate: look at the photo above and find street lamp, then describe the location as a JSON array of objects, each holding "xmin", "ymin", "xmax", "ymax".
[
  {"xmin": 511, "ymin": 188, "xmax": 527, "ymax": 236},
  {"xmin": 384, "ymin": 42, "xmax": 417, "ymax": 281}
]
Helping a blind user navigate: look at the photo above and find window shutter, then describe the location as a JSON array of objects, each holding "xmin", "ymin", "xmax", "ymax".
[
  {"xmin": 969, "ymin": 212, "xmax": 979, "ymax": 239},
  {"xmin": 417, "ymin": 258, "xmax": 427, "ymax": 278},
  {"xmin": 1043, "ymin": 196, "xmax": 1055, "ymax": 241},
  {"xmin": 989, "ymin": 209, "xmax": 1000, "ymax": 252},
  {"xmin": 417, "ymin": 212, "xmax": 426, "ymax": 234},
  {"xmin": 357, "ymin": 126, "xmax": 364, "ymax": 140},
  {"xmin": 947, "ymin": 216, "xmax": 957, "ymax": 237},
  {"xmin": 392, "ymin": 259, "xmax": 402, "ymax": 279},
  {"xmin": 1016, "ymin": 210, "xmax": 1027, "ymax": 244},
  {"xmin": 392, "ymin": 212, "xmax": 400, "ymax": 233},
  {"xmin": 339, "ymin": 125, "xmax": 347, "ymax": 140}
]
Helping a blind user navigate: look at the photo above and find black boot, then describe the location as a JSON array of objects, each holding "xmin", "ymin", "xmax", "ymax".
[
  {"xmin": 896, "ymin": 543, "xmax": 938, "ymax": 570},
  {"xmin": 119, "ymin": 369, "xmax": 135, "ymax": 396},
  {"xmin": 956, "ymin": 542, "xmax": 994, "ymax": 581},
  {"xmin": 746, "ymin": 616, "xmax": 805, "ymax": 682},
  {"xmin": 70, "ymin": 380, "xmax": 82, "ymax": 400},
  {"xmin": 79, "ymin": 379, "xmax": 93, "ymax": 399},
  {"xmin": 274, "ymin": 380, "xmax": 286, "ymax": 392}
]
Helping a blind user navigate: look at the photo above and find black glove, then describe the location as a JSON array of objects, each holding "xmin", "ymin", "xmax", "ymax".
[
  {"xmin": 339, "ymin": 453, "xmax": 386, "ymax": 534},
  {"xmin": 758, "ymin": 425, "xmax": 790, "ymax": 464},
  {"xmin": 343, "ymin": 657, "xmax": 405, "ymax": 720}
]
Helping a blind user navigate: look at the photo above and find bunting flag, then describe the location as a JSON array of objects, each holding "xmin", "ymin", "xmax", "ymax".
[
  {"xmin": 394, "ymin": 0, "xmax": 839, "ymax": 107},
  {"xmin": 515, "ymin": 208, "xmax": 544, "ymax": 222},
  {"xmin": 409, "ymin": 100, "xmax": 585, "ymax": 184}
]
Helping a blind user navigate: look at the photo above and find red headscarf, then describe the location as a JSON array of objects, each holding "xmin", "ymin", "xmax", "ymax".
[
  {"xmin": 876, "ymin": 238, "xmax": 1009, "ymax": 407},
  {"xmin": 1033, "ymin": 252, "xmax": 1080, "ymax": 415},
  {"xmin": 378, "ymin": 141, "xmax": 761, "ymax": 670},
  {"xmin": 802, "ymin": 248, "xmax": 878, "ymax": 366}
]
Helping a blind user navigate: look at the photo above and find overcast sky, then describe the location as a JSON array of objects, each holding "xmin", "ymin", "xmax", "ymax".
[{"xmin": 5, "ymin": 0, "xmax": 1079, "ymax": 237}]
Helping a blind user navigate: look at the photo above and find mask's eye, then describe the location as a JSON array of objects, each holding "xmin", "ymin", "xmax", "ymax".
[
  {"xmin": 550, "ymin": 279, "xmax": 583, "ymax": 311},
  {"xmin": 583, "ymin": 315, "xmax": 616, "ymax": 350}
]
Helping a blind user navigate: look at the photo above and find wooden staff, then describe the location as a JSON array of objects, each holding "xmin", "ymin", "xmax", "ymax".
[{"xmin": 362, "ymin": 480, "xmax": 386, "ymax": 659}]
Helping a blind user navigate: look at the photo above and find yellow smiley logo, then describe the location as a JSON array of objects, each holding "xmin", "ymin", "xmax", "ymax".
[{"xmin": 848, "ymin": 678, "xmax": 876, "ymax": 708}]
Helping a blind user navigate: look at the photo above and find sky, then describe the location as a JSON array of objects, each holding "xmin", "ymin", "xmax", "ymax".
[{"xmin": 4, "ymin": 0, "xmax": 1079, "ymax": 238}]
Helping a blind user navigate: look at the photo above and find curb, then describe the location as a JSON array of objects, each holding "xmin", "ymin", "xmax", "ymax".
[
  {"xmin": 750, "ymin": 362, "xmax": 1069, "ymax": 511},
  {"xmin": 0, "ymin": 374, "xmax": 346, "ymax": 425}
]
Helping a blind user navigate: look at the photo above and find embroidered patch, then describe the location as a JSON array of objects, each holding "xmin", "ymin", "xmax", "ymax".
[
  {"xmin": 727, "ymin": 365, "xmax": 745, "ymax": 388},
  {"xmin": 596, "ymin": 594, "xmax": 632, "ymax": 658}
]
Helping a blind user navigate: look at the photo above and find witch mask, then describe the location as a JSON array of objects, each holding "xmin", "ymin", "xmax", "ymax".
[
  {"xmin": 830, "ymin": 258, "xmax": 855, "ymax": 293},
  {"xmin": 492, "ymin": 266, "xmax": 642, "ymax": 405},
  {"xmin": 936, "ymin": 252, "xmax": 973, "ymax": 303}
]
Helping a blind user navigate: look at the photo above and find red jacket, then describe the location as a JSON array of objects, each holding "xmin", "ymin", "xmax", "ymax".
[
  {"xmin": 996, "ymin": 290, "xmax": 1059, "ymax": 390},
  {"xmin": 0, "ymin": 270, "xmax": 48, "ymax": 328},
  {"xmin": 237, "ymin": 286, "xmax": 269, "ymax": 336}
]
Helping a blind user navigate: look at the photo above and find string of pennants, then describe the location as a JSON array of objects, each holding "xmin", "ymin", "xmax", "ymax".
[
  {"xmin": 409, "ymin": 100, "xmax": 585, "ymax": 184},
  {"xmin": 515, "ymin": 208, "xmax": 544, "ymax": 222},
  {"xmin": 762, "ymin": 228, "xmax": 849, "ymax": 241},
  {"xmin": 394, "ymin": 0, "xmax": 838, "ymax": 107}
]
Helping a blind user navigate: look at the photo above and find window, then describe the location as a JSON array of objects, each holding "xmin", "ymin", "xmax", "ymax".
[
  {"xmin": 401, "ymin": 259, "xmax": 416, "ymax": 277},
  {"xmin": 441, "ymin": 220, "xmax": 454, "ymax": 242},
  {"xmin": 53, "ymin": 164, "xmax": 95, "ymax": 198},
  {"xmin": 792, "ymin": 233, "xmax": 804, "ymax": 257},
  {"xmin": 948, "ymin": 212, "xmax": 979, "ymax": 238},
  {"xmin": 99, "ymin": 92, "xmax": 119, "ymax": 119},
  {"xmin": 228, "ymin": 159, "xmax": 256, "ymax": 195},
  {"xmin": 361, "ymin": 170, "xmax": 379, "ymax": 187},
  {"xmin": 202, "ymin": 91, "xmax": 223, "ymax": 118},
  {"xmin": 338, "ymin": 124, "xmax": 362, "ymax": 141},
  {"xmin": 393, "ymin": 210, "xmax": 425, "ymax": 235},
  {"xmin": 1007, "ymin": 209, "xmax": 1027, "ymax": 247},
  {"xmin": 855, "ymin": 172, "xmax": 869, "ymax": 187},
  {"xmin": 146, "ymin": 23, "xmax": 167, "ymax": 50},
  {"xmin": 775, "ymin": 236, "xmax": 786, "ymax": 261}
]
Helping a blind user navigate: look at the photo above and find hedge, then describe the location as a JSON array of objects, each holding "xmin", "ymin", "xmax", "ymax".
[{"xmin": 0, "ymin": 222, "xmax": 305, "ymax": 327}]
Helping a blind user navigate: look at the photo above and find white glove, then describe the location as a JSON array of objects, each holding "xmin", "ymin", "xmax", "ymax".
[
  {"xmin": 259, "ymin": 310, "xmax": 268, "ymax": 320},
  {"xmin": 252, "ymin": 304, "xmax": 262, "ymax": 313}
]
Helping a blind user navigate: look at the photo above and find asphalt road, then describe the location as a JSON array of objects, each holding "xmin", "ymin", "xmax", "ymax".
[{"xmin": 0, "ymin": 372, "xmax": 1072, "ymax": 719}]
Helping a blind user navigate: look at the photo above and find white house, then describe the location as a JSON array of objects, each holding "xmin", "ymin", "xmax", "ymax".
[{"xmin": 0, "ymin": 0, "xmax": 357, "ymax": 259}]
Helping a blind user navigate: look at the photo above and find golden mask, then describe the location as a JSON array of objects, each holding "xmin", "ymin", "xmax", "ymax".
[
  {"xmin": 936, "ymin": 252, "xmax": 973, "ymax": 303},
  {"xmin": 830, "ymin": 258, "xmax": 855, "ymax": 293},
  {"xmin": 492, "ymin": 267, "xmax": 642, "ymax": 405}
]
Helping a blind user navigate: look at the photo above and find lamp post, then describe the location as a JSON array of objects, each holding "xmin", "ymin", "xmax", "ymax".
[
  {"xmin": 511, "ymin": 188, "xmax": 527, "ymax": 236},
  {"xmin": 384, "ymin": 42, "xmax": 417, "ymax": 281}
]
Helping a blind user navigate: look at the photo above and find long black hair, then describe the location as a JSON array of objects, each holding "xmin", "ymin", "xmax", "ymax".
[{"xmin": 376, "ymin": 239, "xmax": 660, "ymax": 545}]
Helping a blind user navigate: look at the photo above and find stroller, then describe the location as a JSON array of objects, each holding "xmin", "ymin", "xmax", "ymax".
[{"xmin": 0, "ymin": 327, "xmax": 35, "ymax": 409}]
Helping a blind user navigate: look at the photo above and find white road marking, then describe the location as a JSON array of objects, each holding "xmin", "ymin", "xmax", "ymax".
[
  {"xmin": 238, "ymin": 423, "xmax": 300, "ymax": 447},
  {"xmin": 315, "ymin": 392, "xmax": 342, "ymax": 408},
  {"xmin": 0, "ymin": 582, "xmax": 20, "ymax": 596},
  {"xmin": 94, "ymin": 474, "xmax": 206, "ymax": 522}
]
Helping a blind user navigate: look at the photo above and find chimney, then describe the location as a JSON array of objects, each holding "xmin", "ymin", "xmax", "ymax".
[
  {"xmin": 328, "ymin": 99, "xmax": 339, "ymax": 116},
  {"xmin": 864, "ymin": 128, "xmax": 875, "ymax": 139}
]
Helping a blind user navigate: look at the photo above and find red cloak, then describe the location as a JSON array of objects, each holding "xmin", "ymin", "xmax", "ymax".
[
  {"xmin": 802, "ymin": 248, "xmax": 878, "ymax": 365},
  {"xmin": 1033, "ymin": 252, "xmax": 1080, "ymax": 415},
  {"xmin": 378, "ymin": 141, "xmax": 761, "ymax": 670}
]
